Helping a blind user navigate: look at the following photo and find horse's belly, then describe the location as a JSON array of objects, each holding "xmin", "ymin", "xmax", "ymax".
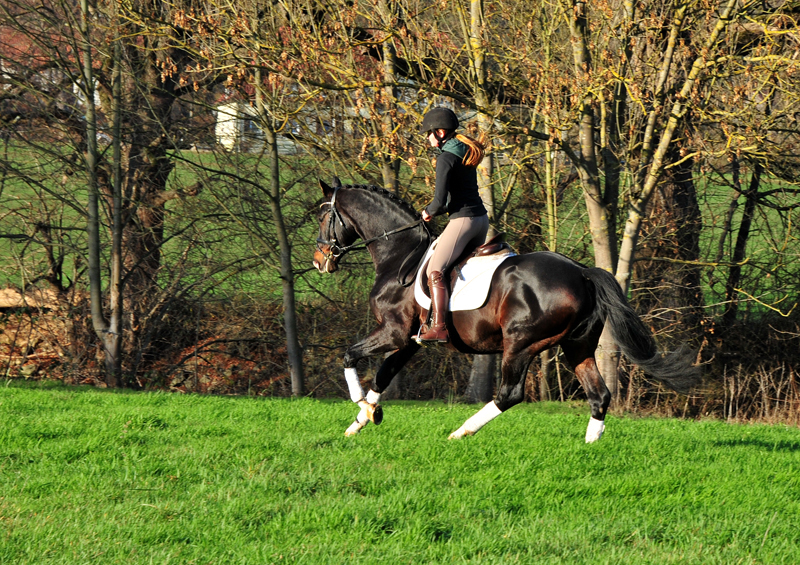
[{"xmin": 450, "ymin": 308, "xmax": 504, "ymax": 353}]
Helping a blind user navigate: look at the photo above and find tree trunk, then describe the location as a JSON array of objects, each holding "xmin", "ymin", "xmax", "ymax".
[
  {"xmin": 544, "ymin": 120, "xmax": 557, "ymax": 252},
  {"xmin": 465, "ymin": 354, "xmax": 495, "ymax": 403},
  {"xmin": 465, "ymin": 0, "xmax": 499, "ymax": 401},
  {"xmin": 82, "ymin": 0, "xmax": 122, "ymax": 387},
  {"xmin": 104, "ymin": 29, "xmax": 124, "ymax": 386},
  {"xmin": 723, "ymin": 160, "xmax": 762, "ymax": 326},
  {"xmin": 256, "ymin": 74, "xmax": 305, "ymax": 397},
  {"xmin": 616, "ymin": 0, "xmax": 739, "ymax": 296},
  {"xmin": 607, "ymin": 0, "xmax": 739, "ymax": 401},
  {"xmin": 566, "ymin": 0, "xmax": 620, "ymax": 397},
  {"xmin": 379, "ymin": 2, "xmax": 400, "ymax": 194},
  {"xmin": 633, "ymin": 147, "xmax": 703, "ymax": 345},
  {"xmin": 539, "ymin": 349, "xmax": 552, "ymax": 401}
]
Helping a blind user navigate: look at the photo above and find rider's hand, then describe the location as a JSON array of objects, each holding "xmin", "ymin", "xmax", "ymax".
[{"xmin": 421, "ymin": 210, "xmax": 431, "ymax": 222}]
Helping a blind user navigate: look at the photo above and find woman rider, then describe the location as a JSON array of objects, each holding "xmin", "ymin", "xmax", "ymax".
[{"xmin": 418, "ymin": 107, "xmax": 489, "ymax": 343}]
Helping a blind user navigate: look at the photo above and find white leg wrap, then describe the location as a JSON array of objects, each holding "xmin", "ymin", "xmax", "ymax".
[
  {"xmin": 344, "ymin": 368, "xmax": 364, "ymax": 403},
  {"xmin": 344, "ymin": 405, "xmax": 369, "ymax": 437},
  {"xmin": 464, "ymin": 401, "xmax": 503, "ymax": 433},
  {"xmin": 449, "ymin": 401, "xmax": 502, "ymax": 439},
  {"xmin": 585, "ymin": 417, "xmax": 605, "ymax": 443},
  {"xmin": 366, "ymin": 389, "xmax": 381, "ymax": 405},
  {"xmin": 345, "ymin": 419, "xmax": 367, "ymax": 436}
]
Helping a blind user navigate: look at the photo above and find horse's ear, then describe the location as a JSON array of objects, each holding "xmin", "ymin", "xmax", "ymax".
[
  {"xmin": 332, "ymin": 176, "xmax": 342, "ymax": 188},
  {"xmin": 319, "ymin": 178, "xmax": 334, "ymax": 198}
]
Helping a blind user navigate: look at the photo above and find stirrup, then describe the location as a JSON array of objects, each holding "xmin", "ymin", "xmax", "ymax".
[
  {"xmin": 413, "ymin": 325, "xmax": 439, "ymax": 345},
  {"xmin": 413, "ymin": 325, "xmax": 426, "ymax": 345}
]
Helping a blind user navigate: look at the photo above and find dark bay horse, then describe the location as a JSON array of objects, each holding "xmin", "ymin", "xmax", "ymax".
[{"xmin": 312, "ymin": 179, "xmax": 700, "ymax": 441}]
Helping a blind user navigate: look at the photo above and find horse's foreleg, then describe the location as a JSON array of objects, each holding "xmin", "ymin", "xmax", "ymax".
[
  {"xmin": 343, "ymin": 367, "xmax": 383, "ymax": 436},
  {"xmin": 342, "ymin": 327, "xmax": 412, "ymax": 436},
  {"xmin": 374, "ymin": 343, "xmax": 421, "ymax": 391},
  {"xmin": 343, "ymin": 367, "xmax": 380, "ymax": 436}
]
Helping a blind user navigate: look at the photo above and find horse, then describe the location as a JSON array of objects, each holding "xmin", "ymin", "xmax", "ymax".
[{"xmin": 312, "ymin": 178, "xmax": 700, "ymax": 441}]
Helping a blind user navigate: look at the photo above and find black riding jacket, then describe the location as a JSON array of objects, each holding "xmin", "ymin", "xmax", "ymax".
[{"xmin": 424, "ymin": 138, "xmax": 487, "ymax": 219}]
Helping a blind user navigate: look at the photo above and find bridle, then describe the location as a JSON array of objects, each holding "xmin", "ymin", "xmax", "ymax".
[
  {"xmin": 316, "ymin": 187, "xmax": 351, "ymax": 264},
  {"xmin": 316, "ymin": 187, "xmax": 431, "ymax": 286}
]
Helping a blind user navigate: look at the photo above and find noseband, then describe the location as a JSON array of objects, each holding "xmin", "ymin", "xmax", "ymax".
[{"xmin": 317, "ymin": 187, "xmax": 431, "ymax": 285}]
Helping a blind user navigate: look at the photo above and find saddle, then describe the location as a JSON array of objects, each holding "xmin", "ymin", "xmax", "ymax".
[
  {"xmin": 415, "ymin": 233, "xmax": 516, "ymax": 313},
  {"xmin": 419, "ymin": 233, "xmax": 513, "ymax": 296},
  {"xmin": 453, "ymin": 233, "xmax": 513, "ymax": 282}
]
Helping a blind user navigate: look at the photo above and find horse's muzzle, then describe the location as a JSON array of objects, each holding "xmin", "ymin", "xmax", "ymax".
[{"xmin": 312, "ymin": 252, "xmax": 337, "ymax": 273}]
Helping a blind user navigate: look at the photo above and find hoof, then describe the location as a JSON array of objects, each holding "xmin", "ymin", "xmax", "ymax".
[
  {"xmin": 448, "ymin": 427, "xmax": 474, "ymax": 440},
  {"xmin": 368, "ymin": 403, "xmax": 383, "ymax": 425},
  {"xmin": 358, "ymin": 401, "xmax": 384, "ymax": 426}
]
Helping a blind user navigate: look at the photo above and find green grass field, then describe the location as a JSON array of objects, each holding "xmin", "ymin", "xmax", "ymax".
[{"xmin": 1, "ymin": 381, "xmax": 799, "ymax": 564}]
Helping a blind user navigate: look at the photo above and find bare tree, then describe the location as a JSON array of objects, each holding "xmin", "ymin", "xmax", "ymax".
[{"xmin": 0, "ymin": 0, "xmax": 219, "ymax": 384}]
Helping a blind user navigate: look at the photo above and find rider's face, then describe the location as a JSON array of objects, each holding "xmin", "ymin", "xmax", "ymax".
[{"xmin": 427, "ymin": 130, "xmax": 440, "ymax": 147}]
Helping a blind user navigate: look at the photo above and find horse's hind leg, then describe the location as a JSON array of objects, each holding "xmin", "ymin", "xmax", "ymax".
[
  {"xmin": 448, "ymin": 352, "xmax": 532, "ymax": 439},
  {"xmin": 561, "ymin": 341, "xmax": 612, "ymax": 443}
]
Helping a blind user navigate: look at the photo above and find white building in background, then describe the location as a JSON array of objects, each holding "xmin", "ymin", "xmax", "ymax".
[
  {"xmin": 212, "ymin": 97, "xmax": 501, "ymax": 155},
  {"xmin": 215, "ymin": 102, "xmax": 251, "ymax": 151},
  {"xmin": 214, "ymin": 102, "xmax": 300, "ymax": 154}
]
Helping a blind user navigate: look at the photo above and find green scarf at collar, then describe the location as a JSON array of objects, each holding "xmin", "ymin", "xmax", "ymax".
[{"xmin": 440, "ymin": 137, "xmax": 467, "ymax": 160}]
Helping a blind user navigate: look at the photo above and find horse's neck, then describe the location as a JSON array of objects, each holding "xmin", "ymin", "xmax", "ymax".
[
  {"xmin": 368, "ymin": 226, "xmax": 427, "ymax": 273},
  {"xmin": 346, "ymin": 194, "xmax": 426, "ymax": 274}
]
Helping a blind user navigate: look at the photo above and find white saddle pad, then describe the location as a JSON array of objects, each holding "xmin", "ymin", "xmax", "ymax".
[{"xmin": 414, "ymin": 239, "xmax": 516, "ymax": 312}]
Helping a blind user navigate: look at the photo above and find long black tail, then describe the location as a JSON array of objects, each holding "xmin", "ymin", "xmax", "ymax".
[{"xmin": 583, "ymin": 268, "xmax": 701, "ymax": 394}]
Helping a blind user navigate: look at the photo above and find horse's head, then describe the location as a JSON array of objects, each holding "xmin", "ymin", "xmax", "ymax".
[
  {"xmin": 313, "ymin": 178, "xmax": 358, "ymax": 273},
  {"xmin": 313, "ymin": 178, "xmax": 428, "ymax": 278}
]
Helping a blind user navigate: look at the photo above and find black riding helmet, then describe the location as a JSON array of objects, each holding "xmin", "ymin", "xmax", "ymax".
[
  {"xmin": 420, "ymin": 108, "xmax": 459, "ymax": 147},
  {"xmin": 419, "ymin": 107, "xmax": 459, "ymax": 134}
]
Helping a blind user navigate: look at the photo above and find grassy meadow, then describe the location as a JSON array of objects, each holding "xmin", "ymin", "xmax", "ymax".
[{"xmin": 1, "ymin": 381, "xmax": 799, "ymax": 564}]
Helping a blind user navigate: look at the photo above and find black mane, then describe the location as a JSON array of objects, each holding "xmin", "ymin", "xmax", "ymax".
[{"xmin": 343, "ymin": 184, "xmax": 421, "ymax": 222}]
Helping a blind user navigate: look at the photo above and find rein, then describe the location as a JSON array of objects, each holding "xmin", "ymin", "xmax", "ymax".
[{"xmin": 317, "ymin": 187, "xmax": 431, "ymax": 287}]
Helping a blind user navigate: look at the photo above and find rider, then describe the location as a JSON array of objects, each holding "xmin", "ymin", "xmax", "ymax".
[{"xmin": 418, "ymin": 107, "xmax": 490, "ymax": 343}]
